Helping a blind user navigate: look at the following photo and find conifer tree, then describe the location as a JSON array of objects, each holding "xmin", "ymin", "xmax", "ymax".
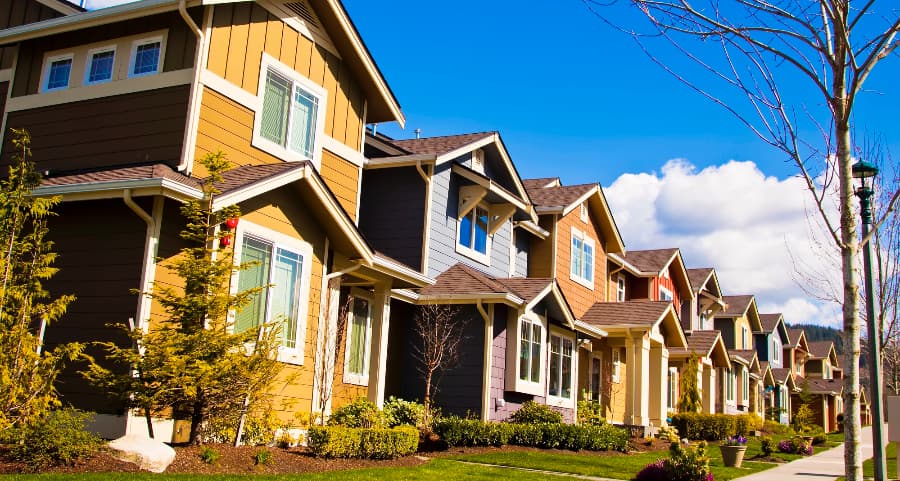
[
  {"xmin": 0, "ymin": 128, "xmax": 79, "ymax": 432},
  {"xmin": 84, "ymin": 152, "xmax": 281, "ymax": 444},
  {"xmin": 678, "ymin": 354, "xmax": 702, "ymax": 413}
]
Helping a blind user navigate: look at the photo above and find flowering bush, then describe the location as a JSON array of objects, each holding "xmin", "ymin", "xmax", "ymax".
[
  {"xmin": 778, "ymin": 436, "xmax": 813, "ymax": 455},
  {"xmin": 635, "ymin": 460, "xmax": 668, "ymax": 481},
  {"xmin": 722, "ymin": 435, "xmax": 747, "ymax": 446}
]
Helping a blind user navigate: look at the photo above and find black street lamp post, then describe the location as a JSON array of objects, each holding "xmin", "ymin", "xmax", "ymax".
[{"xmin": 852, "ymin": 159, "xmax": 885, "ymax": 481}]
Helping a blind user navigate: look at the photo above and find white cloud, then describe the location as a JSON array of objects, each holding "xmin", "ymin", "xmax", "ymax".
[
  {"xmin": 82, "ymin": 0, "xmax": 138, "ymax": 10},
  {"xmin": 605, "ymin": 159, "xmax": 842, "ymax": 326}
]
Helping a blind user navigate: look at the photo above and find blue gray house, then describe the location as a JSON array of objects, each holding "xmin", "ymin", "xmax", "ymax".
[{"xmin": 756, "ymin": 313, "xmax": 794, "ymax": 424}]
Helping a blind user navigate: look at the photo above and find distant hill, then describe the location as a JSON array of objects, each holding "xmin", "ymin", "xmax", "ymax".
[{"xmin": 788, "ymin": 323, "xmax": 844, "ymax": 355}]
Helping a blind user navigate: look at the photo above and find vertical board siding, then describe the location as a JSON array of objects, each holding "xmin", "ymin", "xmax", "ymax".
[
  {"xmin": 43, "ymin": 199, "xmax": 147, "ymax": 413},
  {"xmin": 427, "ymin": 163, "xmax": 513, "ymax": 279},
  {"xmin": 12, "ymin": 10, "xmax": 199, "ymax": 97},
  {"xmin": 195, "ymin": 89, "xmax": 284, "ymax": 169},
  {"xmin": 432, "ymin": 306, "xmax": 485, "ymax": 418},
  {"xmin": 319, "ymin": 150, "xmax": 359, "ymax": 221},
  {"xmin": 2, "ymin": 86, "xmax": 189, "ymax": 173},
  {"xmin": 383, "ymin": 299, "xmax": 422, "ymax": 402},
  {"xmin": 206, "ymin": 3, "xmax": 365, "ymax": 151},
  {"xmin": 358, "ymin": 167, "xmax": 426, "ymax": 271},
  {"xmin": 489, "ymin": 306, "xmax": 508, "ymax": 421},
  {"xmin": 0, "ymin": 0, "xmax": 66, "ymax": 69}
]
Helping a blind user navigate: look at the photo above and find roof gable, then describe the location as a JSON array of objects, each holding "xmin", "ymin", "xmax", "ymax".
[
  {"xmin": 582, "ymin": 300, "xmax": 687, "ymax": 348},
  {"xmin": 625, "ymin": 248, "xmax": 693, "ymax": 300}
]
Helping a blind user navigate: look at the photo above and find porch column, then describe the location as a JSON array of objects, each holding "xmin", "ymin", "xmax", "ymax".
[
  {"xmin": 367, "ymin": 283, "xmax": 391, "ymax": 408},
  {"xmin": 625, "ymin": 335, "xmax": 651, "ymax": 426},
  {"xmin": 702, "ymin": 363, "xmax": 716, "ymax": 414},
  {"xmin": 649, "ymin": 344, "xmax": 668, "ymax": 426}
]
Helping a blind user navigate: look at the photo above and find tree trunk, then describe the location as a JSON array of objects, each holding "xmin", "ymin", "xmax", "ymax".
[
  {"xmin": 424, "ymin": 368, "xmax": 434, "ymax": 421},
  {"xmin": 188, "ymin": 397, "xmax": 206, "ymax": 445}
]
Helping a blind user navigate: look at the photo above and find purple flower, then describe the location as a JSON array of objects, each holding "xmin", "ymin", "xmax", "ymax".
[{"xmin": 724, "ymin": 435, "xmax": 747, "ymax": 446}]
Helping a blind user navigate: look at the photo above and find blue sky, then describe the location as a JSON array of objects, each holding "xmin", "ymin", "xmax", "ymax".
[{"xmin": 82, "ymin": 0, "xmax": 899, "ymax": 326}]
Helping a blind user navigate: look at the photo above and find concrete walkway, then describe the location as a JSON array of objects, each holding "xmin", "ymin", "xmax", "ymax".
[{"xmin": 734, "ymin": 425, "xmax": 879, "ymax": 481}]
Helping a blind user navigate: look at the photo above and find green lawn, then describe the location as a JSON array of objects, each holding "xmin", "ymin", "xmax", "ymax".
[
  {"xmin": 861, "ymin": 441, "xmax": 898, "ymax": 480},
  {"xmin": 0, "ymin": 458, "xmax": 574, "ymax": 481}
]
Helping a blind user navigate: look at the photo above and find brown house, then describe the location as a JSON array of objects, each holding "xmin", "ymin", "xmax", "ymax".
[{"xmin": 0, "ymin": 0, "xmax": 428, "ymax": 440}]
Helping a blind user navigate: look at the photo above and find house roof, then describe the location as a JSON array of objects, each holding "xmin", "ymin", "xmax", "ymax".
[
  {"xmin": 581, "ymin": 300, "xmax": 687, "ymax": 348},
  {"xmin": 621, "ymin": 248, "xmax": 693, "ymax": 301},
  {"xmin": 728, "ymin": 349, "xmax": 757, "ymax": 366},
  {"xmin": 797, "ymin": 375, "xmax": 843, "ymax": 395},
  {"xmin": 522, "ymin": 178, "xmax": 560, "ymax": 190},
  {"xmin": 808, "ymin": 341, "xmax": 838, "ymax": 363},
  {"xmin": 787, "ymin": 328, "xmax": 810, "ymax": 351},
  {"xmin": 0, "ymin": 0, "xmax": 405, "ymax": 125},
  {"xmin": 687, "ymin": 268, "xmax": 714, "ymax": 294},
  {"xmin": 390, "ymin": 132, "xmax": 495, "ymax": 156},
  {"xmin": 40, "ymin": 163, "xmax": 201, "ymax": 192},
  {"xmin": 759, "ymin": 313, "xmax": 784, "ymax": 333},
  {"xmin": 670, "ymin": 330, "xmax": 730, "ymax": 367},
  {"xmin": 524, "ymin": 180, "xmax": 625, "ymax": 254},
  {"xmin": 770, "ymin": 368, "xmax": 795, "ymax": 386},
  {"xmin": 721, "ymin": 295, "xmax": 754, "ymax": 316}
]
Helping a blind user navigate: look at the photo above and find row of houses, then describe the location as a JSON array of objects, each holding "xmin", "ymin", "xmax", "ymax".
[{"xmin": 0, "ymin": 0, "xmax": 863, "ymax": 440}]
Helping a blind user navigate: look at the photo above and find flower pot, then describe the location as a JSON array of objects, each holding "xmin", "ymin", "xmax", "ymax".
[{"xmin": 720, "ymin": 445, "xmax": 748, "ymax": 468}]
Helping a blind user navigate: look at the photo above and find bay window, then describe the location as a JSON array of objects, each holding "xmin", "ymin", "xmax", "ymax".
[
  {"xmin": 548, "ymin": 333, "xmax": 573, "ymax": 401},
  {"xmin": 519, "ymin": 317, "xmax": 542, "ymax": 383}
]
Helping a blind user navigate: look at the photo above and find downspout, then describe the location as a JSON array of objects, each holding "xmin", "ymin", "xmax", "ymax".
[
  {"xmin": 416, "ymin": 159, "xmax": 432, "ymax": 275},
  {"xmin": 177, "ymin": 0, "xmax": 207, "ymax": 174},
  {"xmin": 477, "ymin": 299, "xmax": 492, "ymax": 421}
]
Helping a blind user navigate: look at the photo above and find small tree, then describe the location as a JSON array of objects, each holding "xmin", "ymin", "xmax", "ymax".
[
  {"xmin": 0, "ymin": 128, "xmax": 80, "ymax": 432},
  {"xmin": 83, "ymin": 152, "xmax": 281, "ymax": 444},
  {"xmin": 412, "ymin": 304, "xmax": 465, "ymax": 418},
  {"xmin": 677, "ymin": 354, "xmax": 702, "ymax": 413}
]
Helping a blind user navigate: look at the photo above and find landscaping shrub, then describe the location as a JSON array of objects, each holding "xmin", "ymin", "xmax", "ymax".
[
  {"xmin": 658, "ymin": 425, "xmax": 680, "ymax": 443},
  {"xmin": 670, "ymin": 413, "xmax": 734, "ymax": 441},
  {"xmin": 762, "ymin": 420, "xmax": 793, "ymax": 436},
  {"xmin": 664, "ymin": 441, "xmax": 714, "ymax": 481},
  {"xmin": 432, "ymin": 417, "xmax": 512, "ymax": 447},
  {"xmin": 733, "ymin": 414, "xmax": 761, "ymax": 436},
  {"xmin": 577, "ymin": 396, "xmax": 605, "ymax": 426},
  {"xmin": 328, "ymin": 397, "xmax": 387, "ymax": 428},
  {"xmin": 4, "ymin": 408, "xmax": 103, "ymax": 469},
  {"xmin": 508, "ymin": 401, "xmax": 563, "ymax": 424},
  {"xmin": 253, "ymin": 448, "xmax": 273, "ymax": 466},
  {"xmin": 635, "ymin": 459, "xmax": 668, "ymax": 481},
  {"xmin": 200, "ymin": 447, "xmax": 220, "ymax": 464},
  {"xmin": 307, "ymin": 425, "xmax": 418, "ymax": 459},
  {"xmin": 778, "ymin": 436, "xmax": 813, "ymax": 455},
  {"xmin": 433, "ymin": 417, "xmax": 628, "ymax": 452},
  {"xmin": 383, "ymin": 397, "xmax": 427, "ymax": 428},
  {"xmin": 759, "ymin": 436, "xmax": 774, "ymax": 456}
]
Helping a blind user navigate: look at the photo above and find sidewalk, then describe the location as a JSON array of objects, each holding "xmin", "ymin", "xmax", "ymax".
[{"xmin": 733, "ymin": 425, "xmax": 878, "ymax": 481}]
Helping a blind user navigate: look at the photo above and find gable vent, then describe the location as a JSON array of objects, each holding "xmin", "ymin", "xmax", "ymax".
[{"xmin": 283, "ymin": 1, "xmax": 320, "ymax": 29}]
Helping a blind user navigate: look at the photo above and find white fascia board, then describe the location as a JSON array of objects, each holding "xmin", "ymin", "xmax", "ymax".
[
  {"xmin": 575, "ymin": 320, "xmax": 607, "ymax": 339},
  {"xmin": 372, "ymin": 255, "xmax": 434, "ymax": 288},
  {"xmin": 33, "ymin": 178, "xmax": 202, "ymax": 201},
  {"xmin": 513, "ymin": 220, "xmax": 549, "ymax": 239},
  {"xmin": 559, "ymin": 186, "xmax": 600, "ymax": 217},
  {"xmin": 416, "ymin": 293, "xmax": 523, "ymax": 306},
  {"xmin": 390, "ymin": 288, "xmax": 420, "ymax": 303},
  {"xmin": 434, "ymin": 135, "xmax": 496, "ymax": 165},
  {"xmin": 211, "ymin": 167, "xmax": 307, "ymax": 211},
  {"xmin": 364, "ymin": 154, "xmax": 435, "ymax": 169}
]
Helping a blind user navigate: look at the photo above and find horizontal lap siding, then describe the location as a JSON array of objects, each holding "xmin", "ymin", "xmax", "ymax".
[
  {"xmin": 195, "ymin": 89, "xmax": 284, "ymax": 170},
  {"xmin": 358, "ymin": 167, "xmax": 426, "ymax": 271},
  {"xmin": 0, "ymin": 0, "xmax": 65, "ymax": 69},
  {"xmin": 2, "ymin": 86, "xmax": 189, "ymax": 173},
  {"xmin": 12, "ymin": 10, "xmax": 198, "ymax": 97},
  {"xmin": 320, "ymin": 150, "xmax": 359, "ymax": 222},
  {"xmin": 43, "ymin": 199, "xmax": 147, "ymax": 413},
  {"xmin": 207, "ymin": 3, "xmax": 364, "ymax": 152}
]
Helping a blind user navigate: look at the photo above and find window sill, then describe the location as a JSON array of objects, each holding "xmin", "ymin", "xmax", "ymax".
[
  {"xmin": 342, "ymin": 373, "xmax": 369, "ymax": 387},
  {"xmin": 546, "ymin": 395, "xmax": 574, "ymax": 409},
  {"xmin": 569, "ymin": 273, "xmax": 594, "ymax": 290},
  {"xmin": 276, "ymin": 348, "xmax": 304, "ymax": 366},
  {"xmin": 510, "ymin": 379, "xmax": 543, "ymax": 397},
  {"xmin": 455, "ymin": 243, "xmax": 491, "ymax": 266}
]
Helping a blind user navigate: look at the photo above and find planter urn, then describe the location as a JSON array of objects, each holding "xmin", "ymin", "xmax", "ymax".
[{"xmin": 720, "ymin": 445, "xmax": 748, "ymax": 468}]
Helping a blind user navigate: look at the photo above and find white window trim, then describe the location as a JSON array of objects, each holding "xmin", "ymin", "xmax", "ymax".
[
  {"xmin": 612, "ymin": 347, "xmax": 621, "ymax": 383},
  {"xmin": 506, "ymin": 313, "xmax": 546, "ymax": 396},
  {"xmin": 455, "ymin": 202, "xmax": 492, "ymax": 266},
  {"xmin": 742, "ymin": 326, "xmax": 749, "ymax": 349},
  {"xmin": 667, "ymin": 366, "xmax": 679, "ymax": 411},
  {"xmin": 83, "ymin": 45, "xmax": 116, "ymax": 86},
  {"xmin": 342, "ymin": 289, "xmax": 374, "ymax": 386},
  {"xmin": 569, "ymin": 227, "xmax": 595, "ymax": 290},
  {"xmin": 230, "ymin": 220, "xmax": 312, "ymax": 365},
  {"xmin": 659, "ymin": 285, "xmax": 673, "ymax": 301},
  {"xmin": 773, "ymin": 337, "xmax": 781, "ymax": 363},
  {"xmin": 41, "ymin": 53, "xmax": 74, "ymax": 92},
  {"xmin": 726, "ymin": 368, "xmax": 736, "ymax": 403},
  {"xmin": 742, "ymin": 367, "xmax": 749, "ymax": 403},
  {"xmin": 616, "ymin": 277, "xmax": 626, "ymax": 302},
  {"xmin": 251, "ymin": 53, "xmax": 328, "ymax": 169},
  {"xmin": 128, "ymin": 35, "xmax": 165, "ymax": 78},
  {"xmin": 546, "ymin": 326, "xmax": 576, "ymax": 408}
]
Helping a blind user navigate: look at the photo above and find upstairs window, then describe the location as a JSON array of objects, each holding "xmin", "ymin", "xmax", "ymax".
[
  {"xmin": 570, "ymin": 228, "xmax": 594, "ymax": 288},
  {"xmin": 43, "ymin": 55, "xmax": 73, "ymax": 91},
  {"xmin": 742, "ymin": 367, "xmax": 749, "ymax": 403},
  {"xmin": 85, "ymin": 47, "xmax": 115, "ymax": 85},
  {"xmin": 773, "ymin": 337, "xmax": 781, "ymax": 363},
  {"xmin": 741, "ymin": 326, "xmax": 749, "ymax": 349},
  {"xmin": 548, "ymin": 334, "xmax": 573, "ymax": 400},
  {"xmin": 659, "ymin": 285, "xmax": 673, "ymax": 301},
  {"xmin": 130, "ymin": 37, "xmax": 162, "ymax": 77},
  {"xmin": 344, "ymin": 294, "xmax": 373, "ymax": 385},
  {"xmin": 260, "ymin": 67, "xmax": 320, "ymax": 159},
  {"xmin": 519, "ymin": 317, "xmax": 542, "ymax": 383},
  {"xmin": 616, "ymin": 277, "xmax": 626, "ymax": 302},
  {"xmin": 458, "ymin": 204, "xmax": 490, "ymax": 261}
]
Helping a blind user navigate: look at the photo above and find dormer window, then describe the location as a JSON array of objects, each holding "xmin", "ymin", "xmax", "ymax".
[
  {"xmin": 43, "ymin": 55, "xmax": 73, "ymax": 91},
  {"xmin": 457, "ymin": 204, "xmax": 490, "ymax": 262},
  {"xmin": 471, "ymin": 149, "xmax": 485, "ymax": 174},
  {"xmin": 616, "ymin": 277, "xmax": 626, "ymax": 302},
  {"xmin": 85, "ymin": 46, "xmax": 115, "ymax": 85},
  {"xmin": 129, "ymin": 37, "xmax": 162, "ymax": 77}
]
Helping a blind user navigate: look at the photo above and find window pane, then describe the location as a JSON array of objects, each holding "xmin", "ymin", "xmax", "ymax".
[
  {"xmin": 47, "ymin": 58, "xmax": 72, "ymax": 90},
  {"xmin": 270, "ymin": 247, "xmax": 303, "ymax": 349},
  {"xmin": 561, "ymin": 338, "xmax": 572, "ymax": 398},
  {"xmin": 583, "ymin": 243, "xmax": 593, "ymax": 281},
  {"xmin": 590, "ymin": 358, "xmax": 601, "ymax": 401},
  {"xmin": 549, "ymin": 335, "xmax": 560, "ymax": 396},
  {"xmin": 261, "ymin": 70, "xmax": 291, "ymax": 147},
  {"xmin": 519, "ymin": 321, "xmax": 529, "ymax": 381},
  {"xmin": 474, "ymin": 207, "xmax": 488, "ymax": 254},
  {"xmin": 459, "ymin": 209, "xmax": 473, "ymax": 248},
  {"xmin": 133, "ymin": 41, "xmax": 160, "ymax": 75},
  {"xmin": 88, "ymin": 51, "xmax": 114, "ymax": 83},
  {"xmin": 236, "ymin": 236, "xmax": 272, "ymax": 334},
  {"xmin": 289, "ymin": 87, "xmax": 318, "ymax": 157},
  {"xmin": 571, "ymin": 236, "xmax": 581, "ymax": 277},
  {"xmin": 347, "ymin": 297, "xmax": 370, "ymax": 376},
  {"xmin": 530, "ymin": 324, "xmax": 541, "ymax": 382}
]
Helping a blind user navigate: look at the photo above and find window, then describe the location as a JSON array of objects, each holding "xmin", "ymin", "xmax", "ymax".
[
  {"xmin": 85, "ymin": 46, "xmax": 115, "ymax": 85},
  {"xmin": 579, "ymin": 202, "xmax": 588, "ymax": 222},
  {"xmin": 742, "ymin": 367, "xmax": 749, "ymax": 403},
  {"xmin": 519, "ymin": 317, "xmax": 542, "ymax": 383},
  {"xmin": 570, "ymin": 228, "xmax": 594, "ymax": 288},
  {"xmin": 659, "ymin": 285, "xmax": 673, "ymax": 301},
  {"xmin": 129, "ymin": 38, "xmax": 162, "ymax": 77},
  {"xmin": 612, "ymin": 348, "xmax": 621, "ymax": 383},
  {"xmin": 824, "ymin": 362, "xmax": 832, "ymax": 379},
  {"xmin": 726, "ymin": 368, "xmax": 735, "ymax": 402},
  {"xmin": 773, "ymin": 337, "xmax": 781, "ymax": 363},
  {"xmin": 548, "ymin": 334, "xmax": 573, "ymax": 400},
  {"xmin": 343, "ymin": 294, "xmax": 373, "ymax": 385},
  {"xmin": 667, "ymin": 367, "xmax": 678, "ymax": 410},
  {"xmin": 589, "ymin": 356, "xmax": 602, "ymax": 402},
  {"xmin": 616, "ymin": 278, "xmax": 626, "ymax": 302},
  {"xmin": 43, "ymin": 55, "xmax": 73, "ymax": 91},
  {"xmin": 741, "ymin": 326, "xmax": 749, "ymax": 349},
  {"xmin": 458, "ymin": 204, "xmax": 490, "ymax": 261}
]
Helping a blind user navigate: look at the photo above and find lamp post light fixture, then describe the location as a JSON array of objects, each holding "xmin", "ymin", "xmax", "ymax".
[{"xmin": 852, "ymin": 158, "xmax": 885, "ymax": 481}]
